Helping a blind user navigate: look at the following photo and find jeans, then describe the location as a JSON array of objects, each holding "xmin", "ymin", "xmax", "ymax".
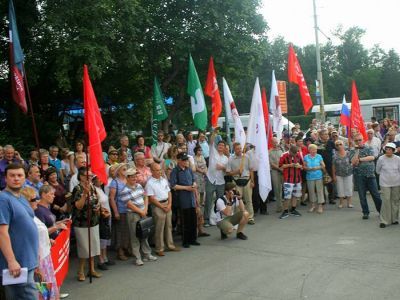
[
  {"xmin": 354, "ymin": 175, "xmax": 382, "ymax": 215},
  {"xmin": 3, "ymin": 269, "xmax": 38, "ymax": 300}
]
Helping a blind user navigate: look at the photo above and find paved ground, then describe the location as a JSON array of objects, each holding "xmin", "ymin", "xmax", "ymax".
[{"xmin": 63, "ymin": 195, "xmax": 400, "ymax": 300}]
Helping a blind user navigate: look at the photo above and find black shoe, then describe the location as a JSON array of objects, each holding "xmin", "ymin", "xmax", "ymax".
[
  {"xmin": 260, "ymin": 210, "xmax": 269, "ymax": 215},
  {"xmin": 392, "ymin": 221, "xmax": 399, "ymax": 225},
  {"xmin": 105, "ymin": 260, "xmax": 116, "ymax": 266},
  {"xmin": 329, "ymin": 200, "xmax": 336, "ymax": 205},
  {"xmin": 362, "ymin": 214, "xmax": 369, "ymax": 220},
  {"xmin": 183, "ymin": 243, "xmax": 190, "ymax": 248},
  {"xmin": 290, "ymin": 209, "xmax": 302, "ymax": 217},
  {"xmin": 379, "ymin": 223, "xmax": 386, "ymax": 228},
  {"xmin": 189, "ymin": 241, "xmax": 201, "ymax": 246},
  {"xmin": 300, "ymin": 201, "xmax": 307, "ymax": 206},
  {"xmin": 236, "ymin": 232, "xmax": 248, "ymax": 240},
  {"xmin": 198, "ymin": 232, "xmax": 210, "ymax": 237},
  {"xmin": 221, "ymin": 230, "xmax": 228, "ymax": 240},
  {"xmin": 97, "ymin": 263, "xmax": 108, "ymax": 271},
  {"xmin": 279, "ymin": 211, "xmax": 289, "ymax": 219}
]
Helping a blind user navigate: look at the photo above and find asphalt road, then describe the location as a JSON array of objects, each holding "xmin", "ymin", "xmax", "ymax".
[{"xmin": 63, "ymin": 195, "xmax": 399, "ymax": 300}]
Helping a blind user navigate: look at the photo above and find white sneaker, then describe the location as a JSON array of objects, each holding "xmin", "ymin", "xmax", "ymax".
[
  {"xmin": 60, "ymin": 293, "xmax": 69, "ymax": 299},
  {"xmin": 135, "ymin": 259, "xmax": 144, "ymax": 266},
  {"xmin": 143, "ymin": 255, "xmax": 157, "ymax": 262}
]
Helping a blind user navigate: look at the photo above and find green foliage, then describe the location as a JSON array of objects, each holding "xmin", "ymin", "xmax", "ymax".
[{"xmin": 1, "ymin": 0, "xmax": 400, "ymax": 150}]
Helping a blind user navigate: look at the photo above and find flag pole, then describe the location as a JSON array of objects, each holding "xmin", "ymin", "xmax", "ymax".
[
  {"xmin": 22, "ymin": 65, "xmax": 40, "ymax": 150},
  {"xmin": 84, "ymin": 139, "xmax": 93, "ymax": 284}
]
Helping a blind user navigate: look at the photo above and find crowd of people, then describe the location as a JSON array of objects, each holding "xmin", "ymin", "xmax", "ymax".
[{"xmin": 0, "ymin": 116, "xmax": 400, "ymax": 299}]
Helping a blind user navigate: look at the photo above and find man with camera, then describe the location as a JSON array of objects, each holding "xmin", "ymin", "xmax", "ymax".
[{"xmin": 215, "ymin": 182, "xmax": 249, "ymax": 240}]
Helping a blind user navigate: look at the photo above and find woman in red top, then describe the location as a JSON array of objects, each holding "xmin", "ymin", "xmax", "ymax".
[{"xmin": 133, "ymin": 135, "xmax": 153, "ymax": 165}]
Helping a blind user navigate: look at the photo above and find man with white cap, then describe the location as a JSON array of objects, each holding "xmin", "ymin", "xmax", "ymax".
[{"xmin": 376, "ymin": 142, "xmax": 400, "ymax": 228}]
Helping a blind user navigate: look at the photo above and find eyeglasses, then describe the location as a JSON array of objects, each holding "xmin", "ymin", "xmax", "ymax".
[
  {"xmin": 355, "ymin": 139, "xmax": 362, "ymax": 142},
  {"xmin": 336, "ymin": 143, "xmax": 343, "ymax": 146},
  {"xmin": 30, "ymin": 197, "xmax": 38, "ymax": 202}
]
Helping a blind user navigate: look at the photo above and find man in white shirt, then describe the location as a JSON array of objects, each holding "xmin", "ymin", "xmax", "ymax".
[
  {"xmin": 146, "ymin": 163, "xmax": 180, "ymax": 256},
  {"xmin": 226, "ymin": 142, "xmax": 255, "ymax": 224},
  {"xmin": 69, "ymin": 154, "xmax": 87, "ymax": 192},
  {"xmin": 151, "ymin": 131, "xmax": 171, "ymax": 164},
  {"xmin": 186, "ymin": 132, "xmax": 197, "ymax": 157},
  {"xmin": 215, "ymin": 182, "xmax": 249, "ymax": 240},
  {"xmin": 204, "ymin": 129, "xmax": 228, "ymax": 227}
]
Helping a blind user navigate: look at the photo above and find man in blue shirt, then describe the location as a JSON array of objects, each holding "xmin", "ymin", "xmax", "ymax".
[
  {"xmin": 170, "ymin": 153, "xmax": 199, "ymax": 248},
  {"xmin": 0, "ymin": 163, "xmax": 39, "ymax": 299},
  {"xmin": 49, "ymin": 145, "xmax": 64, "ymax": 184}
]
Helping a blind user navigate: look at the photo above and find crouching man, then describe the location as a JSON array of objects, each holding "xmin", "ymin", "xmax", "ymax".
[{"xmin": 215, "ymin": 182, "xmax": 249, "ymax": 240}]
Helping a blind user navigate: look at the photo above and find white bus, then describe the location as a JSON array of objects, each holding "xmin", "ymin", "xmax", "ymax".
[
  {"xmin": 217, "ymin": 113, "xmax": 295, "ymax": 131},
  {"xmin": 312, "ymin": 97, "xmax": 400, "ymax": 125}
]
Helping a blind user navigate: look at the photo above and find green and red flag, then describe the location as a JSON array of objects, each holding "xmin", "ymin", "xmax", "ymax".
[{"xmin": 187, "ymin": 55, "xmax": 207, "ymax": 130}]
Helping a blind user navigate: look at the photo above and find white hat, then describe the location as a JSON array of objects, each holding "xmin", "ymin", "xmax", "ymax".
[{"xmin": 385, "ymin": 142, "xmax": 396, "ymax": 150}]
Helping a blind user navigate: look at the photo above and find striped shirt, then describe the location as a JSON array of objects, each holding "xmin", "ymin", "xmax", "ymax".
[
  {"xmin": 119, "ymin": 184, "xmax": 146, "ymax": 211},
  {"xmin": 279, "ymin": 152, "xmax": 304, "ymax": 184}
]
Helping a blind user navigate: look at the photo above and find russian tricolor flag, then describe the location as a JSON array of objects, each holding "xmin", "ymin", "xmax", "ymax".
[{"xmin": 340, "ymin": 95, "xmax": 351, "ymax": 127}]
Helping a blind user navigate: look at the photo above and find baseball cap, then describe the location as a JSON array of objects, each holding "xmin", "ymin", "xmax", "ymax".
[{"xmin": 177, "ymin": 152, "xmax": 189, "ymax": 160}]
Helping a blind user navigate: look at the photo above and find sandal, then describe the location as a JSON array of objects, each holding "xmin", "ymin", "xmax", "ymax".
[
  {"xmin": 308, "ymin": 207, "xmax": 316, "ymax": 213},
  {"xmin": 87, "ymin": 271, "xmax": 102, "ymax": 278},
  {"xmin": 117, "ymin": 254, "xmax": 129, "ymax": 261},
  {"xmin": 77, "ymin": 272, "xmax": 85, "ymax": 282}
]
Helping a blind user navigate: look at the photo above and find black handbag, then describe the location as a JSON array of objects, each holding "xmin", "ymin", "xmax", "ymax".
[
  {"xmin": 136, "ymin": 217, "xmax": 154, "ymax": 239},
  {"xmin": 233, "ymin": 178, "xmax": 250, "ymax": 187}
]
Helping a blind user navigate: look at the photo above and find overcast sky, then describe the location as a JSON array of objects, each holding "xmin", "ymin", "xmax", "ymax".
[{"xmin": 260, "ymin": 0, "xmax": 400, "ymax": 53}]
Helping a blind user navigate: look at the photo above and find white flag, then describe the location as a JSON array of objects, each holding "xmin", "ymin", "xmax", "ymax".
[
  {"xmin": 247, "ymin": 78, "xmax": 272, "ymax": 202},
  {"xmin": 223, "ymin": 77, "xmax": 246, "ymax": 149},
  {"xmin": 269, "ymin": 70, "xmax": 283, "ymax": 141}
]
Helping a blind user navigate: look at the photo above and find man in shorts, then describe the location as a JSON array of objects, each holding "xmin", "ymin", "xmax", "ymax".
[
  {"xmin": 215, "ymin": 182, "xmax": 249, "ymax": 240},
  {"xmin": 278, "ymin": 145, "xmax": 304, "ymax": 219}
]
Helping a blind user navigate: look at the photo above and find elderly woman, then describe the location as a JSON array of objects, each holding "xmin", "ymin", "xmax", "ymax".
[
  {"xmin": 332, "ymin": 140, "xmax": 354, "ymax": 208},
  {"xmin": 21, "ymin": 187, "xmax": 60, "ymax": 300},
  {"xmin": 35, "ymin": 185, "xmax": 67, "ymax": 239},
  {"xmin": 122, "ymin": 168, "xmax": 157, "ymax": 266},
  {"xmin": 71, "ymin": 167, "xmax": 102, "ymax": 281},
  {"xmin": 133, "ymin": 135, "xmax": 153, "ymax": 165},
  {"xmin": 303, "ymin": 144, "xmax": 325, "ymax": 213},
  {"xmin": 376, "ymin": 142, "xmax": 400, "ymax": 228},
  {"xmin": 134, "ymin": 152, "xmax": 152, "ymax": 187},
  {"xmin": 108, "ymin": 163, "xmax": 130, "ymax": 261},
  {"xmin": 45, "ymin": 168, "xmax": 68, "ymax": 220}
]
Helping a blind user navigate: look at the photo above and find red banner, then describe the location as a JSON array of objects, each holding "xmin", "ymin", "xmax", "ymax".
[{"xmin": 50, "ymin": 221, "xmax": 71, "ymax": 287}]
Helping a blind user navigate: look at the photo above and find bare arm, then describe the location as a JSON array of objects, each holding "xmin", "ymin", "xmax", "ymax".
[
  {"xmin": 108, "ymin": 187, "xmax": 120, "ymax": 219},
  {"xmin": 0, "ymin": 225, "xmax": 21, "ymax": 277}
]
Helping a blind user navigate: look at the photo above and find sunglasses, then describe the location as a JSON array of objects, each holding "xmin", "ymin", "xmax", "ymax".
[
  {"xmin": 355, "ymin": 139, "xmax": 362, "ymax": 142},
  {"xmin": 336, "ymin": 144, "xmax": 343, "ymax": 146},
  {"xmin": 30, "ymin": 197, "xmax": 38, "ymax": 202}
]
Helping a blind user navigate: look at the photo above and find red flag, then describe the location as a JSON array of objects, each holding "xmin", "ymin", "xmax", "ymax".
[
  {"xmin": 50, "ymin": 221, "xmax": 71, "ymax": 287},
  {"xmin": 9, "ymin": 0, "xmax": 27, "ymax": 113},
  {"xmin": 83, "ymin": 65, "xmax": 107, "ymax": 184},
  {"xmin": 350, "ymin": 81, "xmax": 367, "ymax": 141},
  {"xmin": 261, "ymin": 87, "xmax": 273, "ymax": 150},
  {"xmin": 204, "ymin": 56, "xmax": 222, "ymax": 128},
  {"xmin": 288, "ymin": 44, "xmax": 313, "ymax": 114}
]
